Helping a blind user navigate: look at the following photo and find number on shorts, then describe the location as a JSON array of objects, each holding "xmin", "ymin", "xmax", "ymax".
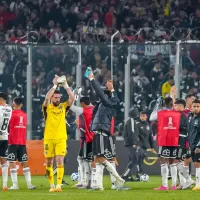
[{"xmin": 1, "ymin": 118, "xmax": 9, "ymax": 131}]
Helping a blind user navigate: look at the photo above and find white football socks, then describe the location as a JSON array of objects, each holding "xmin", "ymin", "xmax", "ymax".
[
  {"xmin": 84, "ymin": 161, "xmax": 92, "ymax": 187},
  {"xmin": 161, "ymin": 164, "xmax": 168, "ymax": 187},
  {"xmin": 77, "ymin": 167, "xmax": 81, "ymax": 185},
  {"xmin": 196, "ymin": 168, "xmax": 200, "ymax": 187},
  {"xmin": 23, "ymin": 167, "xmax": 32, "ymax": 187},
  {"xmin": 170, "ymin": 164, "xmax": 177, "ymax": 187},
  {"xmin": 10, "ymin": 168, "xmax": 18, "ymax": 187},
  {"xmin": 2, "ymin": 163, "xmax": 8, "ymax": 188},
  {"xmin": 177, "ymin": 162, "xmax": 192, "ymax": 181},
  {"xmin": 179, "ymin": 171, "xmax": 186, "ymax": 186},
  {"xmin": 91, "ymin": 168, "xmax": 96, "ymax": 188},
  {"xmin": 102, "ymin": 160, "xmax": 121, "ymax": 180},
  {"xmin": 96, "ymin": 163, "xmax": 103, "ymax": 188},
  {"xmin": 77, "ymin": 156, "xmax": 85, "ymax": 185},
  {"xmin": 109, "ymin": 161, "xmax": 116, "ymax": 186}
]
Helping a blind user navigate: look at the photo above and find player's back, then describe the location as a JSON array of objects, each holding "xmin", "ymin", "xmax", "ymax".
[
  {"xmin": 0, "ymin": 104, "xmax": 12, "ymax": 140},
  {"xmin": 43, "ymin": 102, "xmax": 68, "ymax": 140},
  {"xmin": 9, "ymin": 110, "xmax": 27, "ymax": 145}
]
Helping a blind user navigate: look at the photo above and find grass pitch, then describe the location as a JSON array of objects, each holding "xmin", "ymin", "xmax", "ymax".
[{"xmin": 0, "ymin": 176, "xmax": 200, "ymax": 200}]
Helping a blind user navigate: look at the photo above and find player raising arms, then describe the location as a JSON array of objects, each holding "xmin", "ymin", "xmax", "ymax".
[
  {"xmin": 8, "ymin": 97, "xmax": 36, "ymax": 190},
  {"xmin": 0, "ymin": 92, "xmax": 12, "ymax": 190},
  {"xmin": 86, "ymin": 69, "xmax": 125, "ymax": 190},
  {"xmin": 43, "ymin": 75, "xmax": 74, "ymax": 192}
]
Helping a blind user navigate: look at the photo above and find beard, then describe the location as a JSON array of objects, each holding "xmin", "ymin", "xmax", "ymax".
[{"xmin": 52, "ymin": 101, "xmax": 60, "ymax": 106}]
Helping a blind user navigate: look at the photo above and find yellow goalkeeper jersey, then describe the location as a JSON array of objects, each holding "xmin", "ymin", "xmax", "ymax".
[{"xmin": 42, "ymin": 101, "xmax": 69, "ymax": 140}]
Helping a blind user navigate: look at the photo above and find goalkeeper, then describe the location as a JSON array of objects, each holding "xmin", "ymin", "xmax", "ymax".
[{"xmin": 42, "ymin": 75, "xmax": 74, "ymax": 192}]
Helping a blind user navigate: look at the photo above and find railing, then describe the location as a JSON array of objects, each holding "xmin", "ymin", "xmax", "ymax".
[{"xmin": 2, "ymin": 27, "xmax": 200, "ymax": 44}]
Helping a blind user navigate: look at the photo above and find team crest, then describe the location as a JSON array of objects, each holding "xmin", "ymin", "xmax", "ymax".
[
  {"xmin": 146, "ymin": 126, "xmax": 150, "ymax": 130},
  {"xmin": 58, "ymin": 105, "xmax": 62, "ymax": 110}
]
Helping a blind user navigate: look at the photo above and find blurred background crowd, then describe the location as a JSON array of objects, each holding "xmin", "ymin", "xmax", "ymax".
[{"xmin": 1, "ymin": 0, "xmax": 200, "ymax": 139}]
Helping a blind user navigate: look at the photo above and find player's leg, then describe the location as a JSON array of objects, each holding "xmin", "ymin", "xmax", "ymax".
[
  {"xmin": 90, "ymin": 159, "xmax": 96, "ymax": 188},
  {"xmin": 176, "ymin": 149, "xmax": 194, "ymax": 189},
  {"xmin": 19, "ymin": 145, "xmax": 36, "ymax": 190},
  {"xmin": 54, "ymin": 139, "xmax": 67, "ymax": 191},
  {"xmin": 0, "ymin": 140, "xmax": 9, "ymax": 190},
  {"xmin": 192, "ymin": 151, "xmax": 200, "ymax": 190},
  {"xmin": 154, "ymin": 146, "xmax": 169, "ymax": 190},
  {"xmin": 84, "ymin": 142, "xmax": 93, "ymax": 188},
  {"xmin": 44, "ymin": 139, "xmax": 55, "ymax": 191},
  {"xmin": 121, "ymin": 146, "xmax": 138, "ymax": 181},
  {"xmin": 108, "ymin": 136, "xmax": 117, "ymax": 189},
  {"xmin": 97, "ymin": 133, "xmax": 124, "ymax": 190},
  {"xmin": 7, "ymin": 145, "xmax": 18, "ymax": 190},
  {"xmin": 62, "ymin": 146, "xmax": 68, "ymax": 185},
  {"xmin": 76, "ymin": 139, "xmax": 85, "ymax": 187},
  {"xmin": 136, "ymin": 148, "xmax": 147, "ymax": 180},
  {"xmin": 91, "ymin": 134, "xmax": 104, "ymax": 190}
]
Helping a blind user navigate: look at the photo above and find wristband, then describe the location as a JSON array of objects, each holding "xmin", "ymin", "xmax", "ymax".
[
  {"xmin": 111, "ymin": 89, "xmax": 115, "ymax": 92},
  {"xmin": 53, "ymin": 85, "xmax": 57, "ymax": 89}
]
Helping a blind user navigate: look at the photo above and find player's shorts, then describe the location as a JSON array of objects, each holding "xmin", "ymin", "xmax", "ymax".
[
  {"xmin": 176, "ymin": 148, "xmax": 187, "ymax": 161},
  {"xmin": 79, "ymin": 140, "xmax": 93, "ymax": 162},
  {"xmin": 44, "ymin": 139, "xmax": 67, "ymax": 158},
  {"xmin": 185, "ymin": 149, "xmax": 191, "ymax": 159},
  {"xmin": 93, "ymin": 131, "xmax": 114, "ymax": 160},
  {"xmin": 0, "ymin": 140, "xmax": 8, "ymax": 158},
  {"xmin": 7, "ymin": 145, "xmax": 28, "ymax": 162},
  {"xmin": 191, "ymin": 151, "xmax": 200, "ymax": 163},
  {"xmin": 107, "ymin": 135, "xmax": 116, "ymax": 159},
  {"xmin": 158, "ymin": 146, "xmax": 178, "ymax": 158}
]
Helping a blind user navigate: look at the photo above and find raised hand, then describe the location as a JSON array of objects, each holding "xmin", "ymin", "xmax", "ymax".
[
  {"xmin": 106, "ymin": 80, "xmax": 114, "ymax": 91},
  {"xmin": 53, "ymin": 75, "xmax": 59, "ymax": 85}
]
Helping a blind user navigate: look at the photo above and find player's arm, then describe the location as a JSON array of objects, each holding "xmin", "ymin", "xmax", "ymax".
[
  {"xmin": 127, "ymin": 119, "xmax": 139, "ymax": 148},
  {"xmin": 70, "ymin": 104, "xmax": 83, "ymax": 115},
  {"xmin": 88, "ymin": 72, "xmax": 119, "ymax": 106},
  {"xmin": 43, "ymin": 75, "xmax": 59, "ymax": 107},
  {"xmin": 62, "ymin": 80, "xmax": 75, "ymax": 107},
  {"xmin": 170, "ymin": 86, "xmax": 177, "ymax": 107}
]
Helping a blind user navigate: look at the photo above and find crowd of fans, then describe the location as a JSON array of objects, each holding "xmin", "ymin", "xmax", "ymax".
[
  {"xmin": 0, "ymin": 0, "xmax": 200, "ymax": 43},
  {"xmin": 1, "ymin": 0, "xmax": 200, "ymax": 139}
]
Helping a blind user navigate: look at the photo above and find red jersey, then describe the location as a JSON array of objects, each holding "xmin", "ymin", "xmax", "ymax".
[
  {"xmin": 157, "ymin": 110, "xmax": 180, "ymax": 146},
  {"xmin": 9, "ymin": 110, "xmax": 27, "ymax": 145},
  {"xmin": 78, "ymin": 106, "xmax": 94, "ymax": 143}
]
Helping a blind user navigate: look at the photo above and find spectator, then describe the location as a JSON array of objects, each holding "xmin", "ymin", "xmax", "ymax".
[{"xmin": 161, "ymin": 76, "xmax": 174, "ymax": 98}]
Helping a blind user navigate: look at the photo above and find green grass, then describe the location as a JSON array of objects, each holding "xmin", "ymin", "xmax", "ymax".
[{"xmin": 0, "ymin": 176, "xmax": 200, "ymax": 200}]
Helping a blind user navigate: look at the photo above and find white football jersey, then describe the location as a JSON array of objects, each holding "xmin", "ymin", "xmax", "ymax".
[{"xmin": 0, "ymin": 104, "xmax": 12, "ymax": 140}]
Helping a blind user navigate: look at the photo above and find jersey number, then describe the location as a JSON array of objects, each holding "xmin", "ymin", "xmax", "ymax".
[{"xmin": 1, "ymin": 118, "xmax": 9, "ymax": 131}]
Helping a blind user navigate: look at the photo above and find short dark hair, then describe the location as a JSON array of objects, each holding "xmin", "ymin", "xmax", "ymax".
[
  {"xmin": 164, "ymin": 97, "xmax": 173, "ymax": 108},
  {"xmin": 140, "ymin": 111, "xmax": 148, "ymax": 115},
  {"xmin": 186, "ymin": 94, "xmax": 195, "ymax": 99},
  {"xmin": 53, "ymin": 90, "xmax": 60, "ymax": 95},
  {"xmin": 174, "ymin": 99, "xmax": 186, "ymax": 108},
  {"xmin": 13, "ymin": 97, "xmax": 23, "ymax": 105},
  {"xmin": 192, "ymin": 99, "xmax": 200, "ymax": 104},
  {"xmin": 80, "ymin": 97, "xmax": 90, "ymax": 105},
  {"xmin": 0, "ymin": 92, "xmax": 7, "ymax": 101}
]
